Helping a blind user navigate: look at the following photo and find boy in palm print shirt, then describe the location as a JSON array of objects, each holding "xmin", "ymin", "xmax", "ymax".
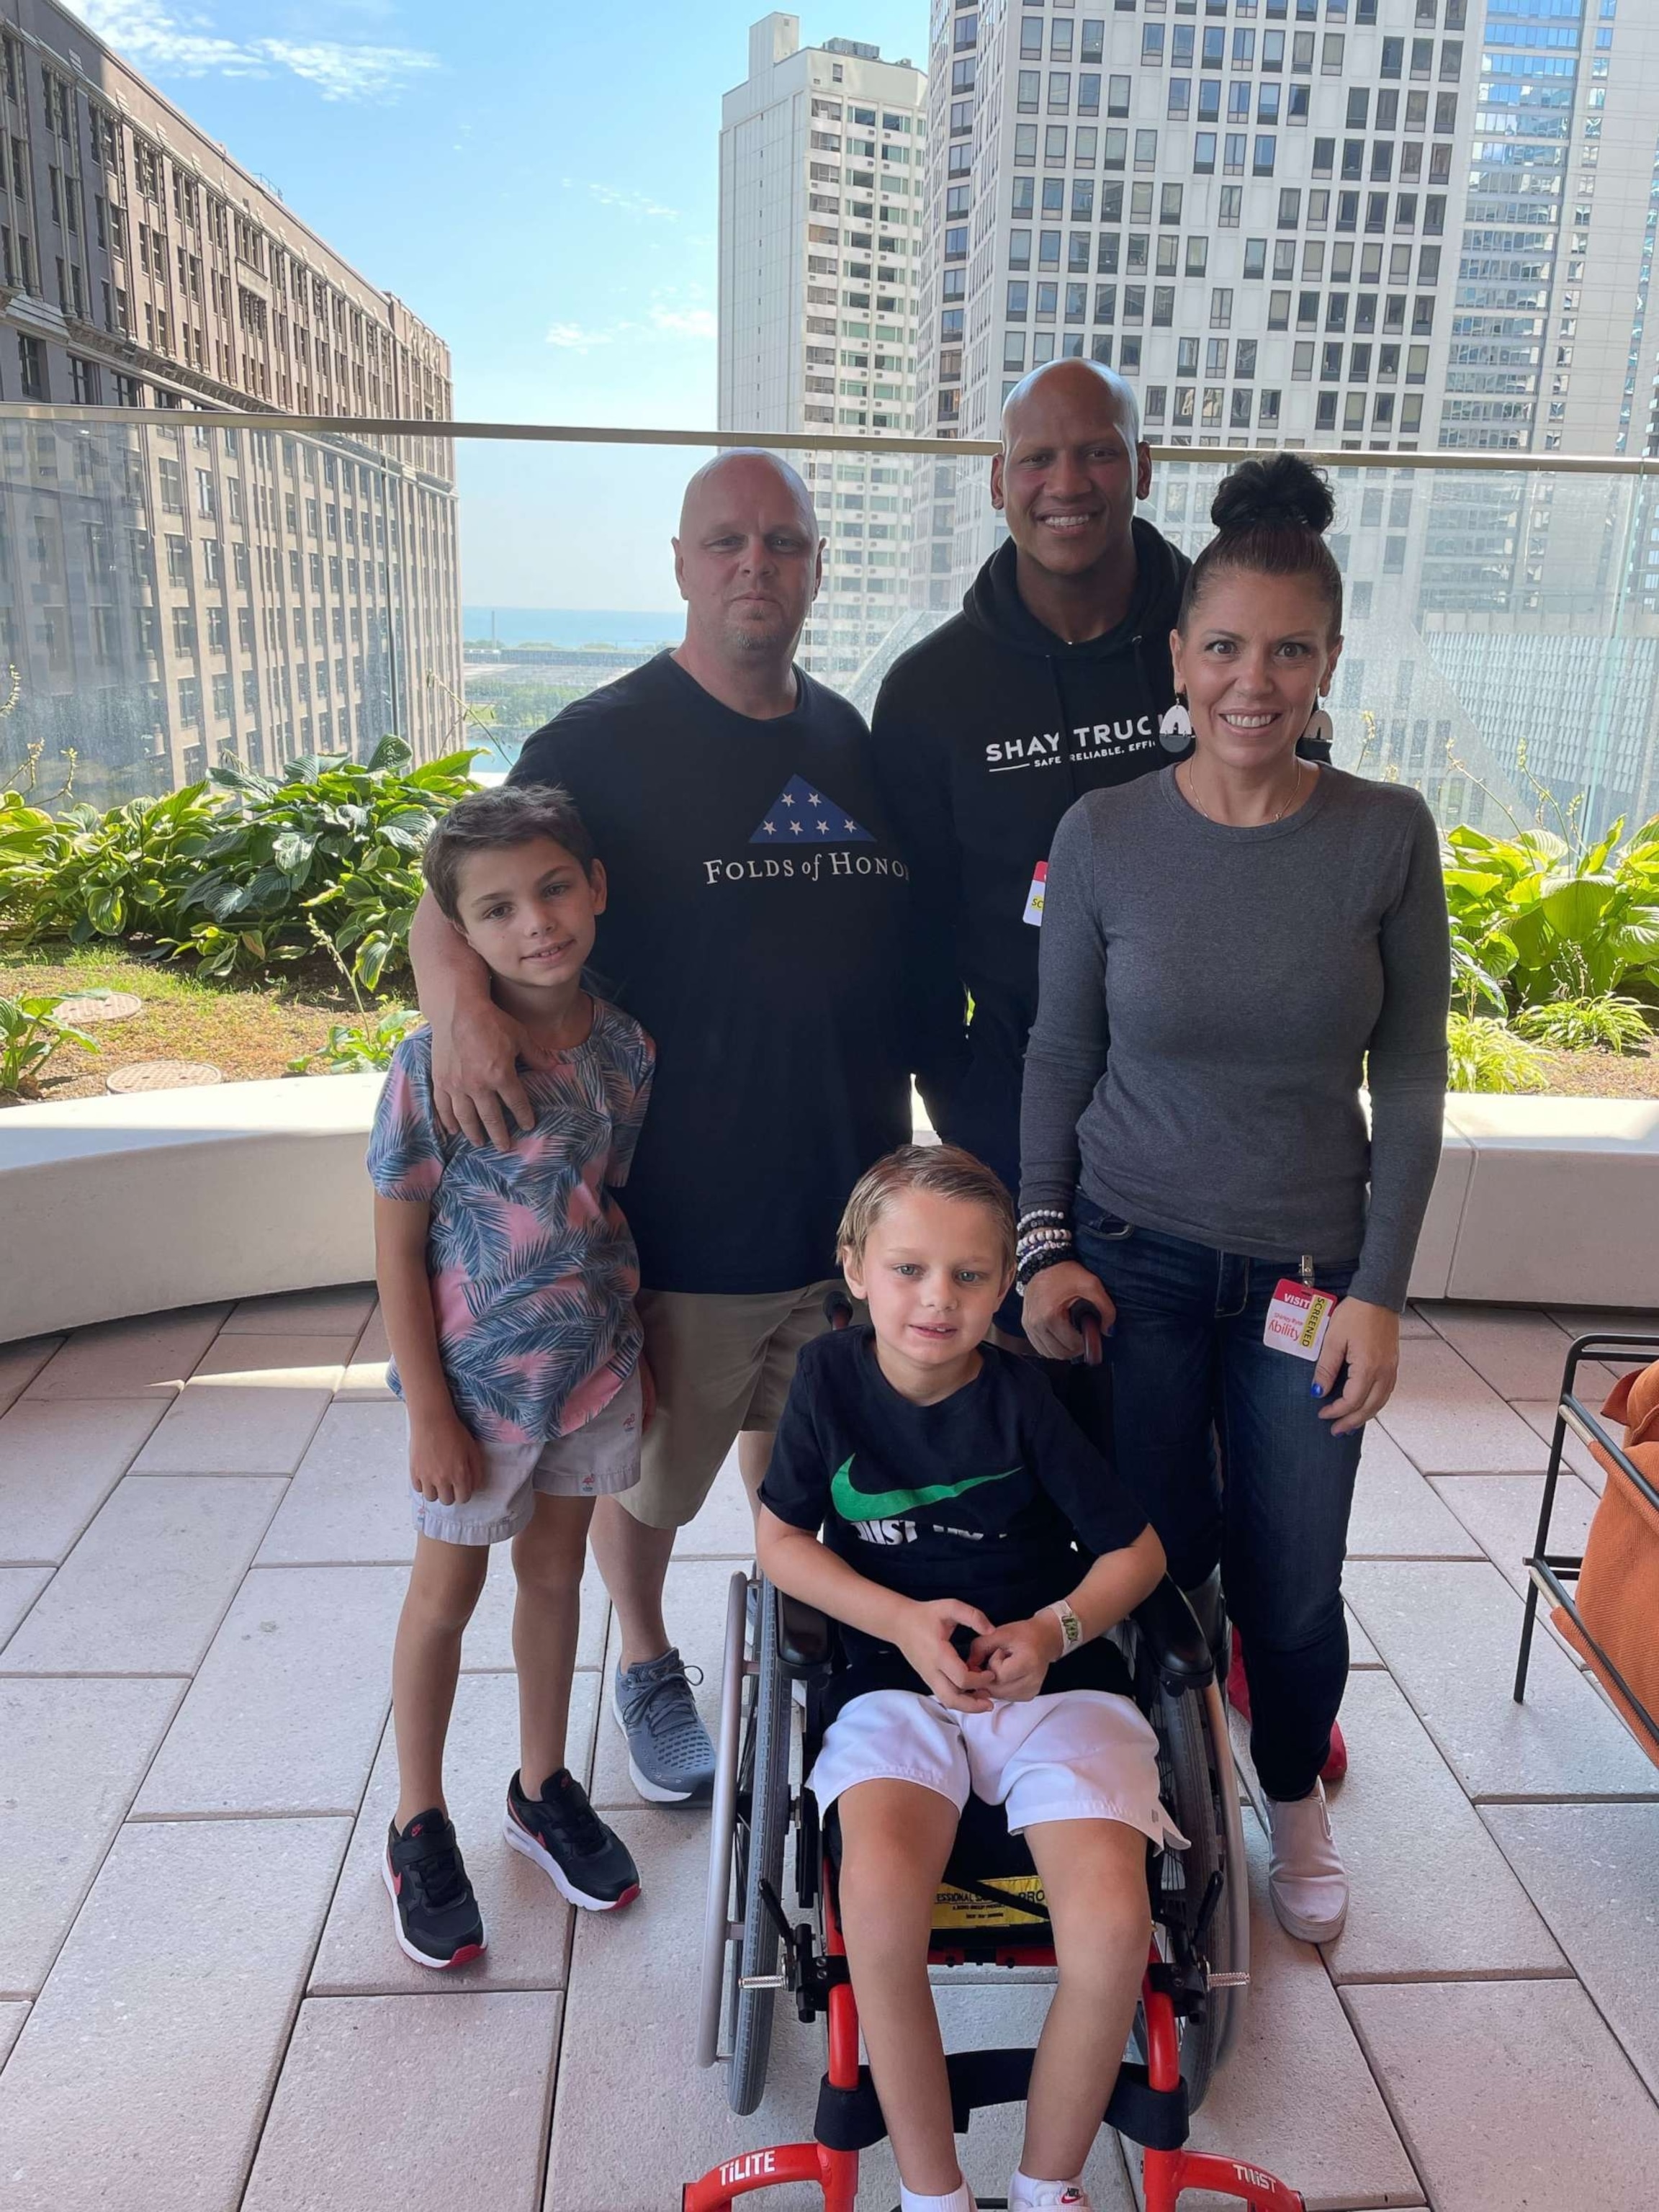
[{"xmin": 368, "ymin": 785, "xmax": 652, "ymax": 1968}]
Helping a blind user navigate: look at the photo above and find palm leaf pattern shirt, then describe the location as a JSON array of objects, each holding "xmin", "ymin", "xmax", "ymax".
[{"xmin": 367, "ymin": 1001, "xmax": 655, "ymax": 1446}]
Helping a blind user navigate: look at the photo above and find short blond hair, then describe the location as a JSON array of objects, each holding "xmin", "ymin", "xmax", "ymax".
[{"xmin": 837, "ymin": 1144, "xmax": 1016, "ymax": 1275}]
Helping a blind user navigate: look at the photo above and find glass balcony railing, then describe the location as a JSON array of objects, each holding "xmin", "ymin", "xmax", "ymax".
[{"xmin": 2, "ymin": 404, "xmax": 1656, "ymax": 847}]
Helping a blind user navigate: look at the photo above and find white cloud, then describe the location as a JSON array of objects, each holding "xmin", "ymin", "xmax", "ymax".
[
  {"xmin": 256, "ymin": 38, "xmax": 438, "ymax": 101},
  {"xmin": 544, "ymin": 321, "xmax": 616, "ymax": 351},
  {"xmin": 559, "ymin": 179, "xmax": 682, "ymax": 223},
  {"xmin": 648, "ymin": 305, "xmax": 716, "ymax": 340},
  {"xmin": 77, "ymin": 2, "xmax": 439, "ymax": 103},
  {"xmin": 544, "ymin": 297, "xmax": 716, "ymax": 354}
]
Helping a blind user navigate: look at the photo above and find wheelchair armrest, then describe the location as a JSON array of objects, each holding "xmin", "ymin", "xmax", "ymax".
[
  {"xmin": 1130, "ymin": 1578, "xmax": 1215, "ymax": 1694},
  {"xmin": 778, "ymin": 1593, "xmax": 833, "ymax": 1676}
]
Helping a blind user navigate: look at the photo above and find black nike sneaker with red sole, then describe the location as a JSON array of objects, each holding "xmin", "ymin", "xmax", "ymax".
[
  {"xmin": 383, "ymin": 1807, "xmax": 486, "ymax": 1969},
  {"xmin": 504, "ymin": 1767, "xmax": 641, "ymax": 1910}
]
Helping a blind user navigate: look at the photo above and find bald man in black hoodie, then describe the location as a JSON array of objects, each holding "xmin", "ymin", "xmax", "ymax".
[
  {"xmin": 874, "ymin": 359, "xmax": 1328, "ymax": 1202},
  {"xmin": 873, "ymin": 359, "xmax": 1186, "ymax": 1195}
]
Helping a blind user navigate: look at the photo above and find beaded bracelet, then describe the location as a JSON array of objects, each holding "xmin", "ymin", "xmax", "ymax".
[{"xmin": 1016, "ymin": 1241, "xmax": 1076, "ymax": 1291}]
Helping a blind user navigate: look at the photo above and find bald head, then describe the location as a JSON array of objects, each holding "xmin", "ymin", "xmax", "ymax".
[
  {"xmin": 990, "ymin": 356, "xmax": 1151, "ymax": 603},
  {"xmin": 673, "ymin": 447, "xmax": 824, "ymax": 677},
  {"xmin": 1000, "ymin": 357, "xmax": 1142, "ymax": 451},
  {"xmin": 678, "ymin": 448, "xmax": 818, "ymax": 539}
]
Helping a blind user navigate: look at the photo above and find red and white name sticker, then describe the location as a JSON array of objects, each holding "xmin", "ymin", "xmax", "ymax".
[
  {"xmin": 1022, "ymin": 860, "xmax": 1048, "ymax": 927},
  {"xmin": 1264, "ymin": 1280, "xmax": 1336, "ymax": 1361}
]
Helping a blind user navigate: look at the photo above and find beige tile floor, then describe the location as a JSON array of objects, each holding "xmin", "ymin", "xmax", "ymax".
[{"xmin": 1, "ymin": 1290, "xmax": 1656, "ymax": 2212}]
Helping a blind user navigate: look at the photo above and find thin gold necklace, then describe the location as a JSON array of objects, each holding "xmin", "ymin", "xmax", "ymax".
[{"xmin": 1181, "ymin": 754, "xmax": 1305, "ymax": 827}]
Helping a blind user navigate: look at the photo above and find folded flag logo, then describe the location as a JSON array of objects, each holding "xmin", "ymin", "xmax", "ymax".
[{"xmin": 750, "ymin": 775, "xmax": 875, "ymax": 845}]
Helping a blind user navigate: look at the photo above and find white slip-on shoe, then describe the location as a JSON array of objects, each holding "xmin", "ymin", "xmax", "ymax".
[{"xmin": 1266, "ymin": 1779, "xmax": 1348, "ymax": 1944}]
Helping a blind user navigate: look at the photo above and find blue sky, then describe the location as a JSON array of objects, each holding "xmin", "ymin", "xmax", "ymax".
[{"xmin": 75, "ymin": 0, "xmax": 929, "ymax": 608}]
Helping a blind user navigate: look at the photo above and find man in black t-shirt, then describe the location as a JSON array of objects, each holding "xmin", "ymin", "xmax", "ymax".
[{"xmin": 407, "ymin": 450, "xmax": 919, "ymax": 1806}]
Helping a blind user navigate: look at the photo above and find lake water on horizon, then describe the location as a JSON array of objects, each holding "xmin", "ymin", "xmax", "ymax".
[{"xmin": 463, "ymin": 607, "xmax": 680, "ymax": 649}]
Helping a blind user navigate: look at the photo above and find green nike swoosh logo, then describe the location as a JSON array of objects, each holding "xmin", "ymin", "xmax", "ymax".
[{"xmin": 830, "ymin": 1454, "xmax": 1018, "ymax": 1523}]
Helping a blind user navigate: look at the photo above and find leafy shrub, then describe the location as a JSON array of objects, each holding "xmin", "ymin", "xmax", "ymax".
[
  {"xmin": 289, "ymin": 1004, "xmax": 423, "ymax": 1076},
  {"xmin": 1446, "ymin": 1013, "xmax": 1550, "ymax": 1095},
  {"xmin": 1514, "ymin": 994, "xmax": 1653, "ymax": 1056},
  {"xmin": 0, "ymin": 992, "xmax": 99, "ymax": 1097},
  {"xmin": 0, "ymin": 738, "xmax": 479, "ymax": 989},
  {"xmin": 1442, "ymin": 817, "xmax": 1659, "ymax": 1009},
  {"xmin": 0, "ymin": 783, "xmax": 219, "ymax": 943}
]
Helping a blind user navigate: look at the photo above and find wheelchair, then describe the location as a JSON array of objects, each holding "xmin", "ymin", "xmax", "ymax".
[{"xmin": 685, "ymin": 1558, "xmax": 1302, "ymax": 2212}]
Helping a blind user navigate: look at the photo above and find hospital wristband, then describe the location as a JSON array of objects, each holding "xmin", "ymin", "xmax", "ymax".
[{"xmin": 1048, "ymin": 1599, "xmax": 1086, "ymax": 1655}]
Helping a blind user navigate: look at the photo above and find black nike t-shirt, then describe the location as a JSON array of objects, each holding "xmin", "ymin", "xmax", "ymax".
[
  {"xmin": 509, "ymin": 652, "xmax": 914, "ymax": 1294},
  {"xmin": 760, "ymin": 1326, "xmax": 1148, "ymax": 1707}
]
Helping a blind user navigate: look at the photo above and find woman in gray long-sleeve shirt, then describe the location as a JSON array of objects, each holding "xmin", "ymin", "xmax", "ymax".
[{"xmin": 1016, "ymin": 455, "xmax": 1449, "ymax": 1949}]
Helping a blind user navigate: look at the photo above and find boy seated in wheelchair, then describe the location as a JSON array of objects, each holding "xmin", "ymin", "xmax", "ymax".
[{"xmin": 757, "ymin": 1144, "xmax": 1182, "ymax": 2212}]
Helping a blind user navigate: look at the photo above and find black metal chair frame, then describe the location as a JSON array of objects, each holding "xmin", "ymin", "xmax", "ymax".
[{"xmin": 1514, "ymin": 1330, "xmax": 1659, "ymax": 1763}]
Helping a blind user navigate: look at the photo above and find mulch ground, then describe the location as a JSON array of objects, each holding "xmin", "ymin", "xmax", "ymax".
[{"xmin": 0, "ymin": 944, "xmax": 385, "ymax": 1101}]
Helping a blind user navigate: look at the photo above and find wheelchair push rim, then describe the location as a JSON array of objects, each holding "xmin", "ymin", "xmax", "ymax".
[
  {"xmin": 1125, "ymin": 1617, "xmax": 1250, "ymax": 2111},
  {"xmin": 727, "ymin": 1573, "xmax": 793, "ymax": 2114},
  {"xmin": 695, "ymin": 1569, "xmax": 751, "ymax": 2070}
]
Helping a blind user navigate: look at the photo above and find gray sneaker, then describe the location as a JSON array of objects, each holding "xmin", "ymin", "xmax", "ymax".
[{"xmin": 612, "ymin": 1646, "xmax": 716, "ymax": 1804}]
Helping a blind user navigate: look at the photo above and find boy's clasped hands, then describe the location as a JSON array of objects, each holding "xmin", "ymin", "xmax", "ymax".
[{"xmin": 896, "ymin": 1595, "xmax": 1069, "ymax": 1712}]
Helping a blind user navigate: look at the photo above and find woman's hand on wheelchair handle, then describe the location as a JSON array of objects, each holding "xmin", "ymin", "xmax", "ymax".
[
  {"xmin": 896, "ymin": 1598, "xmax": 997, "ymax": 1713},
  {"xmin": 1313, "ymin": 1296, "xmax": 1400, "ymax": 1436},
  {"xmin": 968, "ymin": 1614, "xmax": 1064, "ymax": 1702},
  {"xmin": 1019, "ymin": 1260, "xmax": 1117, "ymax": 1361}
]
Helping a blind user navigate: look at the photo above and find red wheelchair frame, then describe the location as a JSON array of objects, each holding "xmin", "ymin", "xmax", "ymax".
[
  {"xmin": 685, "ymin": 1295, "xmax": 1303, "ymax": 2211},
  {"xmin": 683, "ymin": 1874, "xmax": 1303, "ymax": 2212}
]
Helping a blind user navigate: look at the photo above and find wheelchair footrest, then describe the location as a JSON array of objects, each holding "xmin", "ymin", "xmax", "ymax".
[{"xmin": 814, "ymin": 2052, "xmax": 1189, "ymax": 2156}]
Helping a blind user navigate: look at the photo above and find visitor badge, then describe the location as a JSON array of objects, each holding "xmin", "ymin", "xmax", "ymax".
[
  {"xmin": 1264, "ymin": 1280, "xmax": 1336, "ymax": 1361},
  {"xmin": 1022, "ymin": 861, "xmax": 1048, "ymax": 927}
]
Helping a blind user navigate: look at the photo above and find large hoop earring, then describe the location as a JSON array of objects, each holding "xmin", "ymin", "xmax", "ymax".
[
  {"xmin": 1159, "ymin": 693, "xmax": 1194, "ymax": 752},
  {"xmin": 1301, "ymin": 702, "xmax": 1334, "ymax": 755}
]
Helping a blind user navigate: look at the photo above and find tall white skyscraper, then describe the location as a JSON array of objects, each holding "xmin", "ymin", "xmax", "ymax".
[
  {"xmin": 904, "ymin": 0, "xmax": 1659, "ymax": 837},
  {"xmin": 719, "ymin": 14, "xmax": 927, "ymax": 674}
]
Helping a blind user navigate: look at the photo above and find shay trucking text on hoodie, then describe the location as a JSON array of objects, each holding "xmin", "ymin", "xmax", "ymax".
[{"xmin": 870, "ymin": 516, "xmax": 1191, "ymax": 1187}]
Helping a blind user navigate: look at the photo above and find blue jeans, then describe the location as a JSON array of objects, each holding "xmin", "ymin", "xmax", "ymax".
[{"xmin": 1074, "ymin": 1197, "xmax": 1362, "ymax": 1802}]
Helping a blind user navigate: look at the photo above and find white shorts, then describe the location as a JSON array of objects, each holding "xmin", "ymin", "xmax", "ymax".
[
  {"xmin": 808, "ymin": 1686, "xmax": 1188, "ymax": 1850},
  {"xmin": 410, "ymin": 1371, "xmax": 642, "ymax": 1547}
]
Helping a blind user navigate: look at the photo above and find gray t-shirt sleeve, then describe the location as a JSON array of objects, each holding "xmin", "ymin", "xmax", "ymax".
[
  {"xmin": 1018, "ymin": 799, "xmax": 1108, "ymax": 1218},
  {"xmin": 1351, "ymin": 794, "xmax": 1450, "ymax": 1310}
]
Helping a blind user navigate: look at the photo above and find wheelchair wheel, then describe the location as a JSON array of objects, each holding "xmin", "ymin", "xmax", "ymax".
[
  {"xmin": 727, "ymin": 1573, "xmax": 792, "ymax": 2116},
  {"xmin": 1131, "ymin": 1647, "xmax": 1249, "ymax": 2113},
  {"xmin": 695, "ymin": 1571, "xmax": 750, "ymax": 2069}
]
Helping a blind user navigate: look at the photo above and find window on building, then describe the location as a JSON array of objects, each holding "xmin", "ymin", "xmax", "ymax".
[{"xmin": 17, "ymin": 333, "xmax": 44, "ymax": 398}]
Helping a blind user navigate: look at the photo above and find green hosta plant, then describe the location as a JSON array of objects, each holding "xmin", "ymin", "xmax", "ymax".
[
  {"xmin": 289, "ymin": 1004, "xmax": 423, "ymax": 1076},
  {"xmin": 0, "ymin": 992, "xmax": 99, "ymax": 1097},
  {"xmin": 0, "ymin": 738, "xmax": 481, "ymax": 990},
  {"xmin": 0, "ymin": 783, "xmax": 218, "ymax": 944},
  {"xmin": 1514, "ymin": 994, "xmax": 1653, "ymax": 1056},
  {"xmin": 1446, "ymin": 1012, "xmax": 1550, "ymax": 1095},
  {"xmin": 173, "ymin": 737, "xmax": 479, "ymax": 987},
  {"xmin": 1442, "ymin": 816, "xmax": 1659, "ymax": 1009}
]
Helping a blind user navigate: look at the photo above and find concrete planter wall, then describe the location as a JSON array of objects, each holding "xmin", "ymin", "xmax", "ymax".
[{"xmin": 0, "ymin": 1080, "xmax": 1655, "ymax": 1344}]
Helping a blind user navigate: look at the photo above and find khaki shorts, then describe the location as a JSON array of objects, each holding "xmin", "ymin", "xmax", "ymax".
[
  {"xmin": 624, "ymin": 1279, "xmax": 849, "ymax": 1530},
  {"xmin": 411, "ymin": 1371, "xmax": 642, "ymax": 1546}
]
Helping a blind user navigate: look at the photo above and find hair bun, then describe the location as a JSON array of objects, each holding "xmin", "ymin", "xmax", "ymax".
[{"xmin": 1210, "ymin": 453, "xmax": 1334, "ymax": 538}]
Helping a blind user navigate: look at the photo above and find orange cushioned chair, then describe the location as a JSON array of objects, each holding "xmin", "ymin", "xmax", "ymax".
[{"xmin": 1515, "ymin": 1336, "xmax": 1659, "ymax": 1768}]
